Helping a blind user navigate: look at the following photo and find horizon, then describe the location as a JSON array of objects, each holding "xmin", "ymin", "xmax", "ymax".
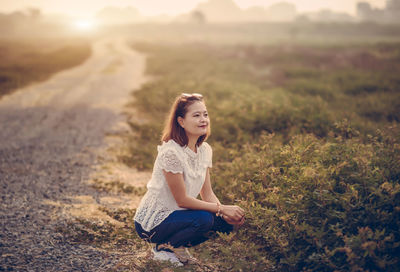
[{"xmin": 0, "ymin": 0, "xmax": 388, "ymax": 18}]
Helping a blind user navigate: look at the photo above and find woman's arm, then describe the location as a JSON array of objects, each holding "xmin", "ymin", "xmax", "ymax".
[
  {"xmin": 164, "ymin": 170, "xmax": 220, "ymax": 213},
  {"xmin": 164, "ymin": 170, "xmax": 245, "ymax": 222},
  {"xmin": 200, "ymin": 168, "xmax": 220, "ymax": 204},
  {"xmin": 200, "ymin": 168, "xmax": 245, "ymax": 226}
]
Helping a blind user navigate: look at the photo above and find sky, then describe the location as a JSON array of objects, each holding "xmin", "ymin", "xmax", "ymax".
[{"xmin": 0, "ymin": 0, "xmax": 388, "ymax": 17}]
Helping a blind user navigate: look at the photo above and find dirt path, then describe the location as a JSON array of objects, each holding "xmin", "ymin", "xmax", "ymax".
[{"xmin": 0, "ymin": 38, "xmax": 147, "ymax": 271}]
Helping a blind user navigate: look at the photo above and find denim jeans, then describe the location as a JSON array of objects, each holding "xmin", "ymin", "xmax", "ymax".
[{"xmin": 135, "ymin": 210, "xmax": 233, "ymax": 248}]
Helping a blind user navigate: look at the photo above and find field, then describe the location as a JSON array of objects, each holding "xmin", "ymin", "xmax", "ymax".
[
  {"xmin": 0, "ymin": 38, "xmax": 91, "ymax": 98},
  {"xmin": 1, "ymin": 21, "xmax": 399, "ymax": 271},
  {"xmin": 116, "ymin": 23, "xmax": 400, "ymax": 271}
]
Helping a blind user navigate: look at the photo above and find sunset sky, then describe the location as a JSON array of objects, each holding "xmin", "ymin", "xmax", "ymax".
[{"xmin": 0, "ymin": 0, "xmax": 387, "ymax": 17}]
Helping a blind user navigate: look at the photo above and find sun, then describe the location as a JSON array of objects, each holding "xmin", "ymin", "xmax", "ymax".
[{"xmin": 73, "ymin": 19, "xmax": 96, "ymax": 31}]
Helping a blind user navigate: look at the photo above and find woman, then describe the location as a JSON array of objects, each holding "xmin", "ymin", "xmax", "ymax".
[{"xmin": 134, "ymin": 93, "xmax": 245, "ymax": 266}]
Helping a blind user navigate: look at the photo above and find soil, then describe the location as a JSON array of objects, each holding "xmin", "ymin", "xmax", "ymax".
[{"xmin": 0, "ymin": 37, "xmax": 148, "ymax": 271}]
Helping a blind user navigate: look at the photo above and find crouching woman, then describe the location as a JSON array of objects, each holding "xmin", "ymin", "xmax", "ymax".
[{"xmin": 134, "ymin": 93, "xmax": 245, "ymax": 266}]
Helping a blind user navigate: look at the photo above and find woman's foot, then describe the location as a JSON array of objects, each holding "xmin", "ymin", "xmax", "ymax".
[
  {"xmin": 172, "ymin": 247, "xmax": 198, "ymax": 265},
  {"xmin": 151, "ymin": 247, "xmax": 183, "ymax": 266}
]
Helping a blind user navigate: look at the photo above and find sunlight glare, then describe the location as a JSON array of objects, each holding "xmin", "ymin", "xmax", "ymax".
[{"xmin": 73, "ymin": 19, "xmax": 96, "ymax": 31}]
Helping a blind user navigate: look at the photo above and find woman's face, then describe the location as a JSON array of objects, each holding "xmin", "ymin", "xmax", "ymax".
[{"xmin": 178, "ymin": 101, "xmax": 209, "ymax": 138}]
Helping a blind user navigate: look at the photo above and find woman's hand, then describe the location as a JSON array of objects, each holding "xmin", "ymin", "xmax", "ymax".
[
  {"xmin": 220, "ymin": 205, "xmax": 245, "ymax": 225},
  {"xmin": 223, "ymin": 214, "xmax": 245, "ymax": 226}
]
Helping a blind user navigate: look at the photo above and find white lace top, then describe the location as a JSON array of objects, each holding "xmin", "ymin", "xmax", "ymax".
[{"xmin": 134, "ymin": 139, "xmax": 213, "ymax": 232}]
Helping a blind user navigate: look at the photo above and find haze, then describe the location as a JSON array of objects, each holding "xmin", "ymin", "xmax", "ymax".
[{"xmin": 0, "ymin": 0, "xmax": 387, "ymax": 16}]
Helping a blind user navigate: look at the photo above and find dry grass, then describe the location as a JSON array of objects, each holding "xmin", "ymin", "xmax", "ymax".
[{"xmin": 0, "ymin": 38, "xmax": 91, "ymax": 98}]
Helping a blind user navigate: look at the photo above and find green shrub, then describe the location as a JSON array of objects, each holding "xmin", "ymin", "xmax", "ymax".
[
  {"xmin": 125, "ymin": 42, "xmax": 400, "ymax": 271},
  {"xmin": 211, "ymin": 127, "xmax": 400, "ymax": 271}
]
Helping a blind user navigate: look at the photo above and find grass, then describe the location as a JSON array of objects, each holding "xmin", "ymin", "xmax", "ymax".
[
  {"xmin": 90, "ymin": 178, "xmax": 146, "ymax": 195},
  {"xmin": 120, "ymin": 38, "xmax": 400, "ymax": 271},
  {"xmin": 57, "ymin": 207, "xmax": 212, "ymax": 271},
  {"xmin": 0, "ymin": 38, "xmax": 91, "ymax": 98},
  {"xmin": 104, "ymin": 22, "xmax": 400, "ymax": 46},
  {"xmin": 7, "ymin": 22, "xmax": 396, "ymax": 271},
  {"xmin": 122, "ymin": 42, "xmax": 400, "ymax": 166}
]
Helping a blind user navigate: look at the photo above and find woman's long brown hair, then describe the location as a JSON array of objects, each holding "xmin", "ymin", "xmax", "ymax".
[{"xmin": 161, "ymin": 93, "xmax": 210, "ymax": 147}]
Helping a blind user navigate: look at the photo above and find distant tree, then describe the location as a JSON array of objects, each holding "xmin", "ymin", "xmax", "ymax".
[
  {"xmin": 196, "ymin": 0, "xmax": 242, "ymax": 22},
  {"xmin": 357, "ymin": 2, "xmax": 372, "ymax": 20},
  {"xmin": 295, "ymin": 14, "xmax": 310, "ymax": 23},
  {"xmin": 387, "ymin": 0, "xmax": 400, "ymax": 10},
  {"xmin": 191, "ymin": 10, "xmax": 206, "ymax": 24},
  {"xmin": 266, "ymin": 2, "xmax": 297, "ymax": 22},
  {"xmin": 26, "ymin": 7, "xmax": 41, "ymax": 21}
]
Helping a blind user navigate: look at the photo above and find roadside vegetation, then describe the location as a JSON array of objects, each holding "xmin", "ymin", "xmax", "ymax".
[
  {"xmin": 121, "ymin": 40, "xmax": 400, "ymax": 271},
  {"xmin": 13, "ymin": 22, "xmax": 397, "ymax": 271},
  {"xmin": 0, "ymin": 39, "xmax": 91, "ymax": 99}
]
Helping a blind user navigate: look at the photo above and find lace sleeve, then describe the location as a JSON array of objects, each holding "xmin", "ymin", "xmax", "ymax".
[
  {"xmin": 159, "ymin": 149, "xmax": 184, "ymax": 174},
  {"xmin": 204, "ymin": 142, "xmax": 212, "ymax": 168}
]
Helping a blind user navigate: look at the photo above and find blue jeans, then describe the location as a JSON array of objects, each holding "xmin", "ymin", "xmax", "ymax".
[{"xmin": 135, "ymin": 210, "xmax": 233, "ymax": 248}]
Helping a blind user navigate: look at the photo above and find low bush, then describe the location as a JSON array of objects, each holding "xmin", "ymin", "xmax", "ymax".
[
  {"xmin": 125, "ymin": 42, "xmax": 400, "ymax": 271},
  {"xmin": 209, "ymin": 126, "xmax": 399, "ymax": 271}
]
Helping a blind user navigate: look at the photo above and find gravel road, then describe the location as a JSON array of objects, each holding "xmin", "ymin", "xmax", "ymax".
[{"xmin": 0, "ymin": 38, "xmax": 146, "ymax": 271}]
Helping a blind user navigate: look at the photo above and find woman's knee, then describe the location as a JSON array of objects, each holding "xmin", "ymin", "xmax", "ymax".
[
  {"xmin": 193, "ymin": 211, "xmax": 214, "ymax": 231},
  {"xmin": 134, "ymin": 221, "xmax": 152, "ymax": 241}
]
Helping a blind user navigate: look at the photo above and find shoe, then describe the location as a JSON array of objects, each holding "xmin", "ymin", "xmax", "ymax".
[
  {"xmin": 171, "ymin": 246, "xmax": 198, "ymax": 265},
  {"xmin": 151, "ymin": 247, "xmax": 183, "ymax": 266}
]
